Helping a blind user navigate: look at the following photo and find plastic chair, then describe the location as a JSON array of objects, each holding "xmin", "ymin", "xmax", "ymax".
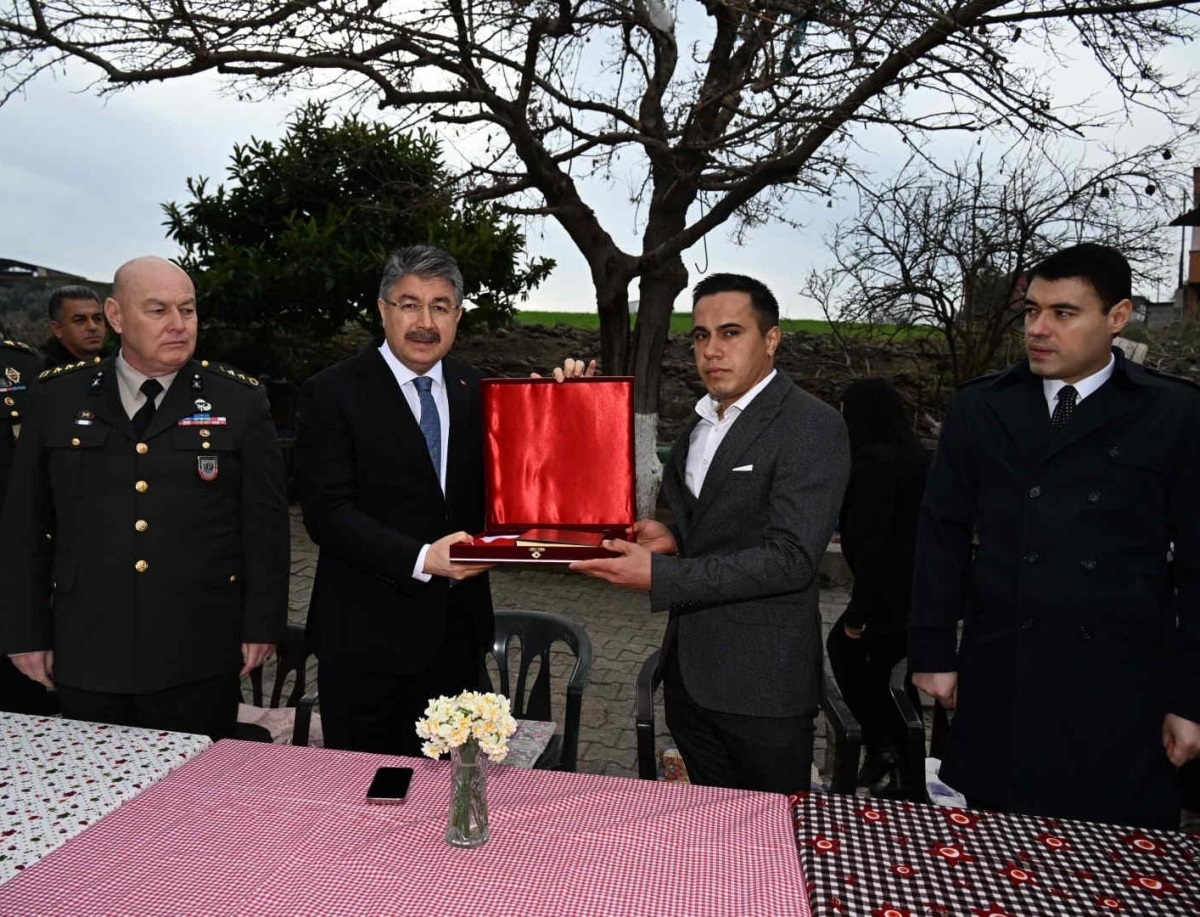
[
  {"xmin": 889, "ymin": 659, "xmax": 951, "ymax": 803},
  {"xmin": 235, "ymin": 621, "xmax": 313, "ymax": 744},
  {"xmin": 634, "ymin": 649, "xmax": 863, "ymax": 793},
  {"xmin": 486, "ymin": 609, "xmax": 594, "ymax": 772}
]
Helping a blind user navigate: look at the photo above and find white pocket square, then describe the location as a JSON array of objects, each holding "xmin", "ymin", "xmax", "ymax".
[{"xmin": 732, "ymin": 464, "xmax": 754, "ymax": 472}]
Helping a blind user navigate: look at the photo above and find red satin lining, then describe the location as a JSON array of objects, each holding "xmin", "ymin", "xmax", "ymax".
[{"xmin": 482, "ymin": 378, "xmax": 635, "ymax": 530}]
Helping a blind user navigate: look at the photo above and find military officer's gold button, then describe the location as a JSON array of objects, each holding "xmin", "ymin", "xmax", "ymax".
[
  {"xmin": 9, "ymin": 410, "xmax": 17, "ymax": 418},
  {"xmin": 136, "ymin": 442, "xmax": 149, "ymax": 455},
  {"xmin": 3, "ymin": 397, "xmax": 13, "ymax": 406},
  {"xmin": 199, "ymin": 429, "xmax": 211, "ymax": 438},
  {"xmin": 202, "ymin": 441, "xmax": 211, "ymax": 450},
  {"xmin": 135, "ymin": 560, "xmax": 149, "ymax": 573},
  {"xmin": 201, "ymin": 360, "xmax": 210, "ymax": 367},
  {"xmin": 135, "ymin": 480, "xmax": 149, "ymax": 493},
  {"xmin": 135, "ymin": 519, "xmax": 149, "ymax": 533},
  {"xmin": 71, "ymin": 437, "xmax": 81, "ymax": 447},
  {"xmin": 229, "ymin": 574, "xmax": 238, "ymax": 584}
]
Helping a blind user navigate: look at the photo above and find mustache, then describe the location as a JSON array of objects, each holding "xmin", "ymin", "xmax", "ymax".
[{"xmin": 406, "ymin": 329, "xmax": 441, "ymax": 344}]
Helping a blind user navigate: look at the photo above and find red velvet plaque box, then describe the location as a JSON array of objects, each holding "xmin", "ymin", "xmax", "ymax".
[{"xmin": 449, "ymin": 376, "xmax": 635, "ymax": 563}]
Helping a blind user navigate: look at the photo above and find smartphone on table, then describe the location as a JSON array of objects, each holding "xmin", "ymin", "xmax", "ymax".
[{"xmin": 366, "ymin": 766, "xmax": 414, "ymax": 804}]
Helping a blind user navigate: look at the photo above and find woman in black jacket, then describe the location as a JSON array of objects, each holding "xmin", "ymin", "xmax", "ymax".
[{"xmin": 826, "ymin": 377, "xmax": 930, "ymax": 793}]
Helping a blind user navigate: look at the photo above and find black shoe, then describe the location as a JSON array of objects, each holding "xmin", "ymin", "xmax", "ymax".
[
  {"xmin": 856, "ymin": 748, "xmax": 899, "ymax": 787},
  {"xmin": 869, "ymin": 766, "xmax": 909, "ymax": 799}
]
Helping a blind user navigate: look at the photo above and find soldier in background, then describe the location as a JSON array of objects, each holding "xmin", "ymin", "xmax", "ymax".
[
  {"xmin": 0, "ymin": 337, "xmax": 57, "ymax": 715},
  {"xmin": 0, "ymin": 257, "xmax": 289, "ymax": 738},
  {"xmin": 44, "ymin": 285, "xmax": 107, "ymax": 369}
]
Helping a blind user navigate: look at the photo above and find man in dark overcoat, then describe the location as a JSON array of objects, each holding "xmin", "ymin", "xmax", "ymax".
[
  {"xmin": 911, "ymin": 243, "xmax": 1200, "ymax": 828},
  {"xmin": 0, "ymin": 256, "xmax": 289, "ymax": 738}
]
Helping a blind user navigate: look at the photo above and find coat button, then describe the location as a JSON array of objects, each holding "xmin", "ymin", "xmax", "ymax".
[
  {"xmin": 1087, "ymin": 491, "xmax": 1101, "ymax": 503},
  {"xmin": 135, "ymin": 480, "xmax": 149, "ymax": 493},
  {"xmin": 135, "ymin": 519, "xmax": 149, "ymax": 533},
  {"xmin": 134, "ymin": 559, "xmax": 149, "ymax": 573},
  {"xmin": 201, "ymin": 441, "xmax": 211, "ymax": 450},
  {"xmin": 10, "ymin": 410, "xmax": 18, "ymax": 418},
  {"xmin": 1080, "ymin": 558, "xmax": 1097, "ymax": 570},
  {"xmin": 136, "ymin": 442, "xmax": 149, "ymax": 455},
  {"xmin": 1023, "ymin": 551, "xmax": 1040, "ymax": 563},
  {"xmin": 1079, "ymin": 627, "xmax": 1093, "ymax": 641},
  {"xmin": 71, "ymin": 437, "xmax": 81, "ymax": 447},
  {"xmin": 229, "ymin": 574, "xmax": 238, "ymax": 584},
  {"xmin": 1029, "ymin": 486, "xmax": 1042, "ymax": 498},
  {"xmin": 3, "ymin": 397, "xmax": 12, "ymax": 406},
  {"xmin": 1021, "ymin": 616, "xmax": 1036, "ymax": 631},
  {"xmin": 199, "ymin": 429, "xmax": 211, "ymax": 438},
  {"xmin": 1108, "ymin": 445, "xmax": 1120, "ymax": 458}
]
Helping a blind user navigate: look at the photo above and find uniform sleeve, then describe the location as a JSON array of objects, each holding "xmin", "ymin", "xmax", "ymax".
[
  {"xmin": 649, "ymin": 406, "xmax": 850, "ymax": 609},
  {"xmin": 0, "ymin": 385, "xmax": 54, "ymax": 654},
  {"xmin": 908, "ymin": 392, "xmax": 976, "ymax": 673},
  {"xmin": 294, "ymin": 374, "xmax": 428, "ymax": 585},
  {"xmin": 1166, "ymin": 390, "xmax": 1200, "ymax": 723},
  {"xmin": 239, "ymin": 385, "xmax": 290, "ymax": 644}
]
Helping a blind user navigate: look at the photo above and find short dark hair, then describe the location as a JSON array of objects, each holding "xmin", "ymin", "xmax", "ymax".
[
  {"xmin": 691, "ymin": 273, "xmax": 779, "ymax": 332},
  {"xmin": 1027, "ymin": 243, "xmax": 1131, "ymax": 313},
  {"xmin": 47, "ymin": 285, "xmax": 102, "ymax": 322}
]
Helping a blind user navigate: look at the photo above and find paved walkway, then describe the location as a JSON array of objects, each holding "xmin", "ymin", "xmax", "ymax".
[{"xmin": 273, "ymin": 506, "xmax": 852, "ymax": 780}]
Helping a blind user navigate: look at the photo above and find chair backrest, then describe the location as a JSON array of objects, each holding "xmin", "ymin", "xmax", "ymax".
[
  {"xmin": 487, "ymin": 609, "xmax": 593, "ymax": 772},
  {"xmin": 888, "ymin": 659, "xmax": 951, "ymax": 803},
  {"xmin": 250, "ymin": 621, "xmax": 311, "ymax": 708}
]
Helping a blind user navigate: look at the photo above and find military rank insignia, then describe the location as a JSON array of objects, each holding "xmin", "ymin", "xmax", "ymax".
[
  {"xmin": 4, "ymin": 366, "xmax": 19, "ymax": 385},
  {"xmin": 197, "ymin": 456, "xmax": 219, "ymax": 481}
]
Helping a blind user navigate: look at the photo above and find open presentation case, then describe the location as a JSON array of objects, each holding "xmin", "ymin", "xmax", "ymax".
[{"xmin": 449, "ymin": 376, "xmax": 635, "ymax": 564}]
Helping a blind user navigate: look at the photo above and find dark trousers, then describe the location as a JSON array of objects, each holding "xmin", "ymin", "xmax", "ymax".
[
  {"xmin": 662, "ymin": 649, "xmax": 815, "ymax": 794},
  {"xmin": 56, "ymin": 673, "xmax": 238, "ymax": 740},
  {"xmin": 320, "ymin": 608, "xmax": 483, "ymax": 758},
  {"xmin": 825, "ymin": 615, "xmax": 913, "ymax": 757},
  {"xmin": 0, "ymin": 659, "xmax": 59, "ymax": 716}
]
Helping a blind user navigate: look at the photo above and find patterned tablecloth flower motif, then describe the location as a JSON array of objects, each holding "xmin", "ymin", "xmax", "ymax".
[
  {"xmin": 793, "ymin": 790, "xmax": 1200, "ymax": 916},
  {"xmin": 0, "ymin": 712, "xmax": 211, "ymax": 884}
]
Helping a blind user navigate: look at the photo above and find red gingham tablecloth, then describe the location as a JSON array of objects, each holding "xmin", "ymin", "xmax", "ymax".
[{"xmin": 0, "ymin": 739, "xmax": 810, "ymax": 916}]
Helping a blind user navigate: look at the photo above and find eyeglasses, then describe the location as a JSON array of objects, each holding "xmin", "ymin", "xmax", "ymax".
[{"xmin": 382, "ymin": 299, "xmax": 461, "ymax": 320}]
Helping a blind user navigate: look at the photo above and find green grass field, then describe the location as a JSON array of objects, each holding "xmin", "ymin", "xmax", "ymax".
[{"xmin": 514, "ymin": 310, "xmax": 919, "ymax": 337}]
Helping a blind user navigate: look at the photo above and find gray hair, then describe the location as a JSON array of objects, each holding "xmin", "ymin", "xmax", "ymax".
[
  {"xmin": 378, "ymin": 245, "xmax": 464, "ymax": 307},
  {"xmin": 47, "ymin": 284, "xmax": 102, "ymax": 322}
]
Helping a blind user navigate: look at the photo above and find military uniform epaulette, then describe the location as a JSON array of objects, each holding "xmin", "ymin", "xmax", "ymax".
[
  {"xmin": 957, "ymin": 368, "xmax": 1005, "ymax": 390},
  {"xmin": 36, "ymin": 356, "xmax": 103, "ymax": 381},
  {"xmin": 2, "ymin": 339, "xmax": 37, "ymax": 355},
  {"xmin": 198, "ymin": 359, "xmax": 260, "ymax": 388}
]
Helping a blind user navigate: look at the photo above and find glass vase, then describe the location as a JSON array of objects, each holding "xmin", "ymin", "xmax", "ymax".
[{"xmin": 445, "ymin": 740, "xmax": 490, "ymax": 848}]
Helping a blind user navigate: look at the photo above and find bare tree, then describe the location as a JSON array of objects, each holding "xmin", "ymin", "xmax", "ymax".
[
  {"xmin": 1, "ymin": 0, "xmax": 1197, "ymax": 506},
  {"xmin": 805, "ymin": 141, "xmax": 1189, "ymax": 385}
]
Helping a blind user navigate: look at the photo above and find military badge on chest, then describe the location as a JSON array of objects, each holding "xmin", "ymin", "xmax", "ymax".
[{"xmin": 198, "ymin": 455, "xmax": 219, "ymax": 481}]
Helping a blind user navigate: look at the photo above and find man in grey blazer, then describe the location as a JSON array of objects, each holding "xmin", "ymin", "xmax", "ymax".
[{"xmin": 574, "ymin": 273, "xmax": 849, "ymax": 792}]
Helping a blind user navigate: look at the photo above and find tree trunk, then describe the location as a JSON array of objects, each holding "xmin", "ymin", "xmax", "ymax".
[{"xmin": 629, "ymin": 254, "xmax": 689, "ymax": 517}]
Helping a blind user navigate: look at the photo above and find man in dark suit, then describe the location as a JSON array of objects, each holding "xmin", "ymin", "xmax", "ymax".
[
  {"xmin": 574, "ymin": 273, "xmax": 850, "ymax": 792},
  {"xmin": 911, "ymin": 243, "xmax": 1200, "ymax": 828},
  {"xmin": 0, "ymin": 256, "xmax": 289, "ymax": 738},
  {"xmin": 295, "ymin": 245, "xmax": 495, "ymax": 757}
]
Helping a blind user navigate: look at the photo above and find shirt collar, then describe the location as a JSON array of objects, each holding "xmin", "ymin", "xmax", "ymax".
[
  {"xmin": 114, "ymin": 350, "xmax": 179, "ymax": 395},
  {"xmin": 378, "ymin": 340, "xmax": 444, "ymax": 390},
  {"xmin": 693, "ymin": 369, "xmax": 777, "ymax": 425},
  {"xmin": 1043, "ymin": 352, "xmax": 1114, "ymax": 405}
]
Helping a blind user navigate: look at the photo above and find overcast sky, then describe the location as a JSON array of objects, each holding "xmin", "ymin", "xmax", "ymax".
[{"xmin": 0, "ymin": 38, "xmax": 1195, "ymax": 318}]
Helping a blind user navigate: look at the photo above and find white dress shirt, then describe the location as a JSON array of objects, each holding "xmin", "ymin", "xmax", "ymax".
[
  {"xmin": 685, "ymin": 369, "xmax": 776, "ymax": 498},
  {"xmin": 114, "ymin": 351, "xmax": 177, "ymax": 419},
  {"xmin": 1042, "ymin": 352, "xmax": 1114, "ymax": 417},
  {"xmin": 378, "ymin": 342, "xmax": 451, "ymax": 582}
]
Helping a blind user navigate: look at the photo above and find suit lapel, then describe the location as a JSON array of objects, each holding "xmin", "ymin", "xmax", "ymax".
[
  {"xmin": 360, "ymin": 347, "xmax": 445, "ymax": 498},
  {"xmin": 87, "ymin": 358, "xmax": 133, "ymax": 439},
  {"xmin": 1038, "ymin": 371, "xmax": 1138, "ymax": 466},
  {"xmin": 443, "ymin": 358, "xmax": 471, "ymax": 509},
  {"xmin": 691, "ymin": 373, "xmax": 788, "ymax": 523},
  {"xmin": 981, "ymin": 368, "xmax": 1050, "ymax": 468},
  {"xmin": 142, "ymin": 363, "xmax": 201, "ymax": 440}
]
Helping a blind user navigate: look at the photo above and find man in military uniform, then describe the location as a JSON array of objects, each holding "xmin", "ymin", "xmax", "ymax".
[
  {"xmin": 0, "ymin": 337, "xmax": 58, "ymax": 715},
  {"xmin": 0, "ymin": 256, "xmax": 289, "ymax": 738},
  {"xmin": 44, "ymin": 285, "xmax": 107, "ymax": 369}
]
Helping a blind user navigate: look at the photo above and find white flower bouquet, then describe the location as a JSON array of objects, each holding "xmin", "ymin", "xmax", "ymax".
[{"xmin": 416, "ymin": 691, "xmax": 518, "ymax": 762}]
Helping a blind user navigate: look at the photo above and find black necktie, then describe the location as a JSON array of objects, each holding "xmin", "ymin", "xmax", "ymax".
[
  {"xmin": 132, "ymin": 378, "xmax": 164, "ymax": 438},
  {"xmin": 1051, "ymin": 385, "xmax": 1077, "ymax": 431}
]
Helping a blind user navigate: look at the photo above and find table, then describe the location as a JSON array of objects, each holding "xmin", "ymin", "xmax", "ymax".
[
  {"xmin": 0, "ymin": 739, "xmax": 810, "ymax": 916},
  {"xmin": 793, "ymin": 790, "xmax": 1200, "ymax": 916},
  {"xmin": 0, "ymin": 712, "xmax": 211, "ymax": 884}
]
